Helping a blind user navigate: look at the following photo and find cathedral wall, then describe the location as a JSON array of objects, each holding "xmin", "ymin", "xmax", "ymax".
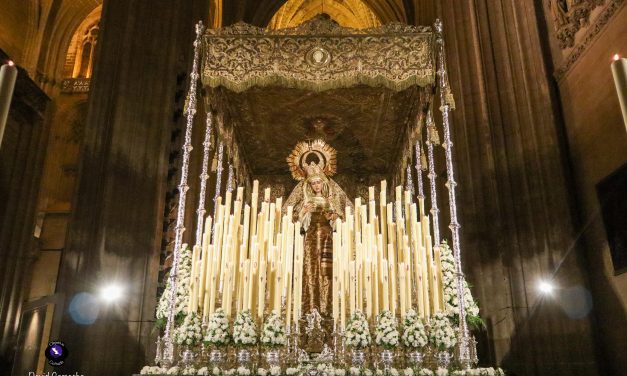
[
  {"xmin": 553, "ymin": 3, "xmax": 627, "ymax": 372},
  {"xmin": 0, "ymin": 0, "xmax": 29, "ymax": 62}
]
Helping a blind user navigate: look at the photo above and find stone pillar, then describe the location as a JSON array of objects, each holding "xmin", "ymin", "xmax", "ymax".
[
  {"xmin": 0, "ymin": 50, "xmax": 50, "ymax": 373},
  {"xmin": 438, "ymin": 0, "xmax": 600, "ymax": 374},
  {"xmin": 54, "ymin": 1, "xmax": 207, "ymax": 374}
]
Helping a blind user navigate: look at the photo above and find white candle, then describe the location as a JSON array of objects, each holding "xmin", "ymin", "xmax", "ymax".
[
  {"xmin": 399, "ymin": 263, "xmax": 406, "ymax": 319},
  {"xmin": 349, "ymin": 262, "xmax": 356, "ymax": 315},
  {"xmin": 382, "ymin": 259, "xmax": 389, "ymax": 311},
  {"xmin": 611, "ymin": 54, "xmax": 627, "ymax": 130},
  {"xmin": 0, "ymin": 61, "xmax": 18, "ymax": 146}
]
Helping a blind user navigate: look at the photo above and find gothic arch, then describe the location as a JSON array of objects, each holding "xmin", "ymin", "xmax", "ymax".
[
  {"xmin": 63, "ymin": 6, "xmax": 101, "ymax": 79},
  {"xmin": 221, "ymin": 0, "xmax": 410, "ymax": 28},
  {"xmin": 268, "ymin": 0, "xmax": 381, "ymax": 29},
  {"xmin": 34, "ymin": 1, "xmax": 102, "ymax": 94}
]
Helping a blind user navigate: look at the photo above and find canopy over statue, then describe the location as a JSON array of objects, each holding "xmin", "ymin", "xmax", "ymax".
[{"xmin": 148, "ymin": 15, "xmax": 489, "ymax": 373}]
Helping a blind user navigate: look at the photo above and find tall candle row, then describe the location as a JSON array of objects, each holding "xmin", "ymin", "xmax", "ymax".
[
  {"xmin": 331, "ymin": 180, "xmax": 445, "ymax": 327},
  {"xmin": 186, "ymin": 180, "xmax": 304, "ymax": 327},
  {"xmin": 185, "ymin": 179, "xmax": 444, "ymax": 327}
]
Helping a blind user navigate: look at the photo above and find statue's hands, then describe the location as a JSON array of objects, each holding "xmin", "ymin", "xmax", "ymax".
[
  {"xmin": 303, "ymin": 203, "xmax": 315, "ymax": 213},
  {"xmin": 325, "ymin": 212, "xmax": 338, "ymax": 221}
]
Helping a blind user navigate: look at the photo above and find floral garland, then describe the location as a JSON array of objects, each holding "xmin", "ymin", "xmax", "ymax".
[
  {"xmin": 401, "ymin": 309, "xmax": 428, "ymax": 349},
  {"xmin": 428, "ymin": 311, "xmax": 457, "ymax": 351},
  {"xmin": 232, "ymin": 310, "xmax": 258, "ymax": 346},
  {"xmin": 260, "ymin": 311, "xmax": 286, "ymax": 348},
  {"xmin": 374, "ymin": 310, "xmax": 399, "ymax": 349},
  {"xmin": 345, "ymin": 310, "xmax": 371, "ymax": 349},
  {"xmin": 439, "ymin": 242, "xmax": 481, "ymax": 328},
  {"xmin": 204, "ymin": 308, "xmax": 231, "ymax": 347},
  {"xmin": 156, "ymin": 244, "xmax": 193, "ymax": 328},
  {"xmin": 174, "ymin": 311, "xmax": 203, "ymax": 346}
]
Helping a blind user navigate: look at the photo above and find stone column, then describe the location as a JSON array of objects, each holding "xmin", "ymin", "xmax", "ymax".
[
  {"xmin": 54, "ymin": 1, "xmax": 207, "ymax": 374},
  {"xmin": 0, "ymin": 50, "xmax": 50, "ymax": 373},
  {"xmin": 438, "ymin": 0, "xmax": 600, "ymax": 374}
]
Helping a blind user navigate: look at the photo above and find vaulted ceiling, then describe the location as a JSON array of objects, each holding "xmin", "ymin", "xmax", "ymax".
[{"xmin": 220, "ymin": 0, "xmax": 432, "ymax": 27}]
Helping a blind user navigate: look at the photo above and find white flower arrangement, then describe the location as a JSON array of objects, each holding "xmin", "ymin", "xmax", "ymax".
[
  {"xmin": 204, "ymin": 308, "xmax": 231, "ymax": 347},
  {"xmin": 232, "ymin": 310, "xmax": 258, "ymax": 346},
  {"xmin": 418, "ymin": 369, "xmax": 434, "ymax": 376},
  {"xmin": 197, "ymin": 367, "xmax": 209, "ymax": 376},
  {"xmin": 236, "ymin": 366, "xmax": 251, "ymax": 375},
  {"xmin": 212, "ymin": 367, "xmax": 221, "ymax": 376},
  {"xmin": 401, "ymin": 309, "xmax": 428, "ymax": 349},
  {"xmin": 174, "ymin": 311, "xmax": 203, "ymax": 346},
  {"xmin": 435, "ymin": 368, "xmax": 448, "ymax": 376},
  {"xmin": 428, "ymin": 311, "xmax": 457, "ymax": 351},
  {"xmin": 183, "ymin": 367, "xmax": 198, "ymax": 375},
  {"xmin": 345, "ymin": 310, "xmax": 371, "ymax": 349},
  {"xmin": 167, "ymin": 366, "xmax": 181, "ymax": 375},
  {"xmin": 389, "ymin": 368, "xmax": 399, "ymax": 376},
  {"xmin": 260, "ymin": 311, "xmax": 287, "ymax": 347},
  {"xmin": 403, "ymin": 368, "xmax": 414, "ymax": 376},
  {"xmin": 258, "ymin": 366, "xmax": 282, "ymax": 376},
  {"xmin": 363, "ymin": 369, "xmax": 373, "ymax": 376},
  {"xmin": 350, "ymin": 367, "xmax": 361, "ymax": 376},
  {"xmin": 438, "ymin": 243, "xmax": 481, "ymax": 327},
  {"xmin": 156, "ymin": 244, "xmax": 193, "ymax": 328},
  {"xmin": 374, "ymin": 310, "xmax": 399, "ymax": 349},
  {"xmin": 451, "ymin": 368, "xmax": 504, "ymax": 376},
  {"xmin": 140, "ymin": 366, "xmax": 167, "ymax": 375},
  {"xmin": 316, "ymin": 363, "xmax": 335, "ymax": 374},
  {"xmin": 335, "ymin": 368, "xmax": 347, "ymax": 376},
  {"xmin": 286, "ymin": 367, "xmax": 299, "ymax": 375}
]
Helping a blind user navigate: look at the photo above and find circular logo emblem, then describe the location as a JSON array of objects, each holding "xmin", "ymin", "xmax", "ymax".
[
  {"xmin": 306, "ymin": 47, "xmax": 331, "ymax": 67},
  {"xmin": 44, "ymin": 341, "xmax": 68, "ymax": 366}
]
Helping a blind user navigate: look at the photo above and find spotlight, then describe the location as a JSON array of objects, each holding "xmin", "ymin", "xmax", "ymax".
[
  {"xmin": 99, "ymin": 283, "xmax": 124, "ymax": 303},
  {"xmin": 537, "ymin": 280, "xmax": 555, "ymax": 295}
]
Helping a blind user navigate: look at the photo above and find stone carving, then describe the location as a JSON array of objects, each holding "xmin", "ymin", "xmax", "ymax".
[
  {"xmin": 547, "ymin": 0, "xmax": 614, "ymax": 49},
  {"xmin": 555, "ymin": 0, "xmax": 624, "ymax": 80}
]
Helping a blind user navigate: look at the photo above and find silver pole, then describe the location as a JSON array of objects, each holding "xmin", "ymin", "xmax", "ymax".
[
  {"xmin": 434, "ymin": 18, "xmax": 474, "ymax": 368},
  {"xmin": 162, "ymin": 21, "xmax": 205, "ymax": 365}
]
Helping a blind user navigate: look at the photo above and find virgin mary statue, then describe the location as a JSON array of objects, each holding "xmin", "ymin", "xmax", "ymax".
[{"xmin": 283, "ymin": 140, "xmax": 352, "ymax": 320}]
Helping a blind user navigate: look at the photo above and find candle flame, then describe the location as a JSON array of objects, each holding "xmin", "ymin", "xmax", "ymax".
[
  {"xmin": 7, "ymin": 60, "xmax": 15, "ymax": 66},
  {"xmin": 614, "ymin": 54, "xmax": 621, "ymax": 61}
]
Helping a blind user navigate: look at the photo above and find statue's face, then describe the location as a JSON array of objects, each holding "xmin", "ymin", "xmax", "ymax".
[{"xmin": 309, "ymin": 178, "xmax": 323, "ymax": 194}]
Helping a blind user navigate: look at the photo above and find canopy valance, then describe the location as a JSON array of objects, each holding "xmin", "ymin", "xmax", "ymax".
[{"xmin": 200, "ymin": 15, "xmax": 436, "ymax": 92}]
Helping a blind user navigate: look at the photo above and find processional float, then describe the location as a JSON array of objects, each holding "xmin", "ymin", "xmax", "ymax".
[{"xmin": 141, "ymin": 15, "xmax": 503, "ymax": 376}]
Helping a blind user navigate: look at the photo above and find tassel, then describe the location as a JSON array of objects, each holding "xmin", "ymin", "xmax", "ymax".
[
  {"xmin": 420, "ymin": 148, "xmax": 427, "ymax": 171},
  {"xmin": 428, "ymin": 125, "xmax": 440, "ymax": 145}
]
